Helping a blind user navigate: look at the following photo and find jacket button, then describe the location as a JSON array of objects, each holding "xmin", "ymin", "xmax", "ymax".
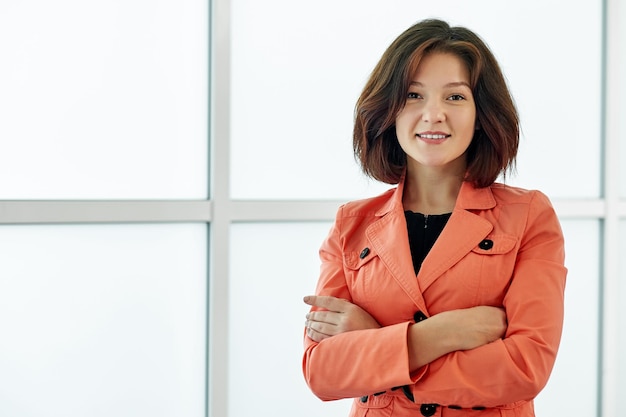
[
  {"xmin": 414, "ymin": 311, "xmax": 428, "ymax": 322},
  {"xmin": 360, "ymin": 395, "xmax": 368, "ymax": 403},
  {"xmin": 359, "ymin": 247, "xmax": 370, "ymax": 259},
  {"xmin": 479, "ymin": 239, "xmax": 493, "ymax": 250},
  {"xmin": 420, "ymin": 403, "xmax": 438, "ymax": 416}
]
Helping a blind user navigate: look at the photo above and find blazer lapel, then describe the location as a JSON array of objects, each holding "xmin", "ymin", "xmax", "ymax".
[
  {"xmin": 364, "ymin": 181, "xmax": 429, "ymax": 312},
  {"xmin": 360, "ymin": 179, "xmax": 498, "ymax": 309},
  {"xmin": 417, "ymin": 181, "xmax": 497, "ymax": 292}
]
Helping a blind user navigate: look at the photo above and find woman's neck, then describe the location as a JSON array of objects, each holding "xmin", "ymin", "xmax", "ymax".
[{"xmin": 402, "ymin": 166, "xmax": 464, "ymax": 214}]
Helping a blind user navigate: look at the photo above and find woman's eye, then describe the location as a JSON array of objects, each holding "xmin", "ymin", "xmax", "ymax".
[
  {"xmin": 448, "ymin": 94, "xmax": 465, "ymax": 101},
  {"xmin": 407, "ymin": 92, "xmax": 421, "ymax": 99}
]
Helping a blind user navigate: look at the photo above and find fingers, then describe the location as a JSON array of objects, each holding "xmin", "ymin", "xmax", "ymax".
[
  {"xmin": 305, "ymin": 317, "xmax": 335, "ymax": 342},
  {"xmin": 305, "ymin": 311, "xmax": 339, "ymax": 335},
  {"xmin": 303, "ymin": 297, "xmax": 381, "ymax": 343},
  {"xmin": 306, "ymin": 310, "xmax": 336, "ymax": 324},
  {"xmin": 303, "ymin": 296, "xmax": 344, "ymax": 342},
  {"xmin": 306, "ymin": 326, "xmax": 330, "ymax": 342},
  {"xmin": 304, "ymin": 311, "xmax": 340, "ymax": 342},
  {"xmin": 303, "ymin": 295, "xmax": 349, "ymax": 312}
]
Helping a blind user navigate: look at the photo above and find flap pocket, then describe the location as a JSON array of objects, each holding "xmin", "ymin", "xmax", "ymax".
[
  {"xmin": 344, "ymin": 246, "xmax": 378, "ymax": 270},
  {"xmin": 471, "ymin": 234, "xmax": 517, "ymax": 255}
]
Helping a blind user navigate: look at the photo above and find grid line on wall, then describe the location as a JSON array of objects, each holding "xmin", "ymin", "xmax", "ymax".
[
  {"xmin": 207, "ymin": 0, "xmax": 231, "ymax": 416},
  {"xmin": 600, "ymin": 0, "xmax": 620, "ymax": 416},
  {"xmin": 0, "ymin": 201, "xmax": 212, "ymax": 224},
  {"xmin": 0, "ymin": 198, "xmax": 619, "ymax": 225}
]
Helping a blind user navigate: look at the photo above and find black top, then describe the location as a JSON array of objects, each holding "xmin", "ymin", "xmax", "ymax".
[{"xmin": 404, "ymin": 211, "xmax": 452, "ymax": 274}]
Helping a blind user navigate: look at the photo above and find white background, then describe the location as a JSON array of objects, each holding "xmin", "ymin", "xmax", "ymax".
[{"xmin": 0, "ymin": 1, "xmax": 623, "ymax": 417}]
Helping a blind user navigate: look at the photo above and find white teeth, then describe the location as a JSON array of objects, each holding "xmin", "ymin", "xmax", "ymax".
[{"xmin": 418, "ymin": 134, "xmax": 448, "ymax": 139}]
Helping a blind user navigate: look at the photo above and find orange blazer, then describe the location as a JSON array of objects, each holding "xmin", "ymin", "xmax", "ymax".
[{"xmin": 302, "ymin": 178, "xmax": 567, "ymax": 417}]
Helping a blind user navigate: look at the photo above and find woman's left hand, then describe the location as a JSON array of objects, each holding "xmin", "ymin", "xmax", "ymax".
[{"xmin": 303, "ymin": 295, "xmax": 381, "ymax": 342}]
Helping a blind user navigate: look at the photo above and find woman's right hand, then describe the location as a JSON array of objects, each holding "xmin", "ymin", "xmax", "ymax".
[{"xmin": 303, "ymin": 295, "xmax": 381, "ymax": 343}]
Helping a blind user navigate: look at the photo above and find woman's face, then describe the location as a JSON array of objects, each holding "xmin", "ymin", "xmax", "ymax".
[{"xmin": 395, "ymin": 52, "xmax": 476, "ymax": 174}]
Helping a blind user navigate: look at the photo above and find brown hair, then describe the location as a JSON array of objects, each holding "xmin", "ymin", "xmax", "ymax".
[{"xmin": 353, "ymin": 19, "xmax": 519, "ymax": 188}]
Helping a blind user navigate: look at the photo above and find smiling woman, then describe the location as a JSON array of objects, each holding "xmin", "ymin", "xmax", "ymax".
[
  {"xmin": 302, "ymin": 19, "xmax": 567, "ymax": 417},
  {"xmin": 225, "ymin": 1, "xmax": 607, "ymax": 417}
]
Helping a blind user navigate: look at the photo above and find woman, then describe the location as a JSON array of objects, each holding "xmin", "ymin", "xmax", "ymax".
[{"xmin": 302, "ymin": 19, "xmax": 566, "ymax": 417}]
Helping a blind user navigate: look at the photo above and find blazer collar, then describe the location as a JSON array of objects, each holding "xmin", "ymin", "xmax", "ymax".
[
  {"xmin": 375, "ymin": 175, "xmax": 497, "ymax": 217},
  {"xmin": 368, "ymin": 175, "xmax": 498, "ymax": 302}
]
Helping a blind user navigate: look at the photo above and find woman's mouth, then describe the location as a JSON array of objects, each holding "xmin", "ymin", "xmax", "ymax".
[{"xmin": 416, "ymin": 133, "xmax": 451, "ymax": 140}]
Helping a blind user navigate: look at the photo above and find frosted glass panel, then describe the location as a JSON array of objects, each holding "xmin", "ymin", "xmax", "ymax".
[
  {"xmin": 535, "ymin": 220, "xmax": 599, "ymax": 416},
  {"xmin": 0, "ymin": 224, "xmax": 207, "ymax": 417},
  {"xmin": 618, "ymin": 221, "xmax": 626, "ymax": 417},
  {"xmin": 229, "ymin": 223, "xmax": 352, "ymax": 417},
  {"xmin": 0, "ymin": 1, "xmax": 208, "ymax": 199},
  {"xmin": 618, "ymin": 4, "xmax": 626, "ymax": 198},
  {"xmin": 231, "ymin": 0, "xmax": 601, "ymax": 200}
]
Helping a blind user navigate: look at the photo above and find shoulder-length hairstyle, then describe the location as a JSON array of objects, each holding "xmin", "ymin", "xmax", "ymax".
[{"xmin": 353, "ymin": 19, "xmax": 519, "ymax": 188}]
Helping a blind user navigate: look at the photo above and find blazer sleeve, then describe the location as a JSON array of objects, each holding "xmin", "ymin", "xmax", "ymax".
[
  {"xmin": 302, "ymin": 206, "xmax": 420, "ymax": 401},
  {"xmin": 408, "ymin": 190, "xmax": 567, "ymax": 407}
]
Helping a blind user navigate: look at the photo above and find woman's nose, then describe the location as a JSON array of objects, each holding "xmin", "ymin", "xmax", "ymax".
[{"xmin": 421, "ymin": 100, "xmax": 445, "ymax": 123}]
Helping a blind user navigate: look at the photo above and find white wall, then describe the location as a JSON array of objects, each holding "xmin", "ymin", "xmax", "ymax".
[
  {"xmin": 0, "ymin": 1, "xmax": 209, "ymax": 416},
  {"xmin": 0, "ymin": 1, "xmax": 623, "ymax": 417}
]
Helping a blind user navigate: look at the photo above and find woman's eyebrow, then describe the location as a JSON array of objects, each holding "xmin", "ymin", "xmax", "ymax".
[
  {"xmin": 409, "ymin": 81, "xmax": 471, "ymax": 88},
  {"xmin": 445, "ymin": 81, "xmax": 471, "ymax": 89}
]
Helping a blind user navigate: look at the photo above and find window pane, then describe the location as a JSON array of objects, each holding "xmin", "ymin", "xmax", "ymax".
[
  {"xmin": 229, "ymin": 222, "xmax": 352, "ymax": 416},
  {"xmin": 617, "ymin": 3, "xmax": 626, "ymax": 198},
  {"xmin": 231, "ymin": 0, "xmax": 601, "ymax": 200},
  {"xmin": 535, "ymin": 220, "xmax": 599, "ymax": 416},
  {"xmin": 0, "ymin": 1, "xmax": 208, "ymax": 199},
  {"xmin": 617, "ymin": 221, "xmax": 626, "ymax": 416},
  {"xmin": 0, "ymin": 224, "xmax": 207, "ymax": 417}
]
